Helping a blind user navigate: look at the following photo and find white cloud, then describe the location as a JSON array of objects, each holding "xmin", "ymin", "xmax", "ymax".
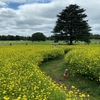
[
  {"xmin": 0, "ymin": 0, "xmax": 26, "ymax": 3},
  {"xmin": 0, "ymin": 1, "xmax": 7, "ymax": 6},
  {"xmin": 0, "ymin": 0, "xmax": 100, "ymax": 36}
]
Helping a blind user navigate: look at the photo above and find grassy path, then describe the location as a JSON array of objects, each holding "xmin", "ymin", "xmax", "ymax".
[{"xmin": 40, "ymin": 57, "xmax": 100, "ymax": 100}]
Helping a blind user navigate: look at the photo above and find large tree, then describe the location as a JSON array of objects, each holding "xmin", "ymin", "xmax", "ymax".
[
  {"xmin": 31, "ymin": 32, "xmax": 46, "ymax": 41},
  {"xmin": 53, "ymin": 4, "xmax": 91, "ymax": 44}
]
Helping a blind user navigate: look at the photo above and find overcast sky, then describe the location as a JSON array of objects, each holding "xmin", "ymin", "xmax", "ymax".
[{"xmin": 0, "ymin": 0, "xmax": 100, "ymax": 36}]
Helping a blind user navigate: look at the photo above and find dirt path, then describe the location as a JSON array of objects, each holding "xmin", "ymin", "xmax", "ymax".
[
  {"xmin": 40, "ymin": 58, "xmax": 100, "ymax": 100},
  {"xmin": 40, "ymin": 58, "xmax": 72, "ymax": 90}
]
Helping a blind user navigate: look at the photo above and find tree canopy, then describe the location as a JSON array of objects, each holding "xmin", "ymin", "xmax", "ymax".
[
  {"xmin": 53, "ymin": 4, "xmax": 91, "ymax": 44},
  {"xmin": 31, "ymin": 32, "xmax": 46, "ymax": 41},
  {"xmin": 0, "ymin": 35, "xmax": 31, "ymax": 41}
]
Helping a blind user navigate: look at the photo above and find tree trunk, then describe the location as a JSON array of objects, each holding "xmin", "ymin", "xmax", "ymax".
[
  {"xmin": 69, "ymin": 40, "xmax": 73, "ymax": 45},
  {"xmin": 69, "ymin": 33, "xmax": 73, "ymax": 45},
  {"xmin": 69, "ymin": 37, "xmax": 73, "ymax": 45}
]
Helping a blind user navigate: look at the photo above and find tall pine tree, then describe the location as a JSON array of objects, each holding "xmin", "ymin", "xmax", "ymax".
[{"xmin": 53, "ymin": 4, "xmax": 91, "ymax": 45}]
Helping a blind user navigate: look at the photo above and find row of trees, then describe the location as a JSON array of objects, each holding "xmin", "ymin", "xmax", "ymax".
[
  {"xmin": 90, "ymin": 34, "xmax": 100, "ymax": 39},
  {"xmin": 0, "ymin": 35, "xmax": 31, "ymax": 41},
  {"xmin": 49, "ymin": 33, "xmax": 100, "ymax": 42},
  {"xmin": 0, "ymin": 33, "xmax": 99, "ymax": 41},
  {"xmin": 0, "ymin": 32, "xmax": 46, "ymax": 41}
]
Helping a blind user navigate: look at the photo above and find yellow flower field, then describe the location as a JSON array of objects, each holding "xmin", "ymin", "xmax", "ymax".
[
  {"xmin": 0, "ymin": 45, "xmax": 90, "ymax": 100},
  {"xmin": 64, "ymin": 45, "xmax": 100, "ymax": 82}
]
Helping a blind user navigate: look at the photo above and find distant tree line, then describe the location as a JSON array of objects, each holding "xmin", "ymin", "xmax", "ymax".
[
  {"xmin": 47, "ymin": 33, "xmax": 100, "ymax": 42},
  {"xmin": 0, "ymin": 35, "xmax": 31, "ymax": 41},
  {"xmin": 0, "ymin": 33, "xmax": 99, "ymax": 41},
  {"xmin": 90, "ymin": 34, "xmax": 100, "ymax": 39}
]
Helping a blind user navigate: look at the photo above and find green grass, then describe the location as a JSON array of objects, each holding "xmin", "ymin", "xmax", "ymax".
[
  {"xmin": 0, "ymin": 39, "xmax": 100, "ymax": 46},
  {"xmin": 0, "ymin": 40, "xmax": 53, "ymax": 46},
  {"xmin": 0, "ymin": 40, "xmax": 31, "ymax": 46},
  {"xmin": 90, "ymin": 39, "xmax": 100, "ymax": 44},
  {"xmin": 40, "ymin": 57, "xmax": 100, "ymax": 100}
]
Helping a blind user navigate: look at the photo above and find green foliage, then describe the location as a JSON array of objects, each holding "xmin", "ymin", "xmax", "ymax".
[
  {"xmin": 31, "ymin": 32, "xmax": 46, "ymax": 41},
  {"xmin": 53, "ymin": 4, "xmax": 91, "ymax": 45},
  {"xmin": 64, "ymin": 46, "xmax": 100, "ymax": 82},
  {"xmin": 90, "ymin": 34, "xmax": 100, "ymax": 39},
  {"xmin": 0, "ymin": 35, "xmax": 31, "ymax": 41}
]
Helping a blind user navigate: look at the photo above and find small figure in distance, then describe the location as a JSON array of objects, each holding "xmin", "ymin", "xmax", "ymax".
[
  {"xmin": 63, "ymin": 69, "xmax": 68, "ymax": 79},
  {"xmin": 54, "ymin": 44, "xmax": 56, "ymax": 48},
  {"xmin": 10, "ymin": 43, "xmax": 12, "ymax": 46}
]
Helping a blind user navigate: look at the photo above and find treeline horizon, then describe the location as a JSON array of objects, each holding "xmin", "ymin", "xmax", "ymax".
[{"xmin": 0, "ymin": 33, "xmax": 100, "ymax": 41}]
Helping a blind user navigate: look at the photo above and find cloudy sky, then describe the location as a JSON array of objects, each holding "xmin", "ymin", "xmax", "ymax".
[{"xmin": 0, "ymin": 0, "xmax": 100, "ymax": 36}]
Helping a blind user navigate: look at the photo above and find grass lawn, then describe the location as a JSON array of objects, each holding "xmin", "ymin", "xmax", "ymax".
[
  {"xmin": 0, "ymin": 39, "xmax": 100, "ymax": 46},
  {"xmin": 0, "ymin": 40, "xmax": 53, "ymax": 46},
  {"xmin": 40, "ymin": 57, "xmax": 100, "ymax": 100}
]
